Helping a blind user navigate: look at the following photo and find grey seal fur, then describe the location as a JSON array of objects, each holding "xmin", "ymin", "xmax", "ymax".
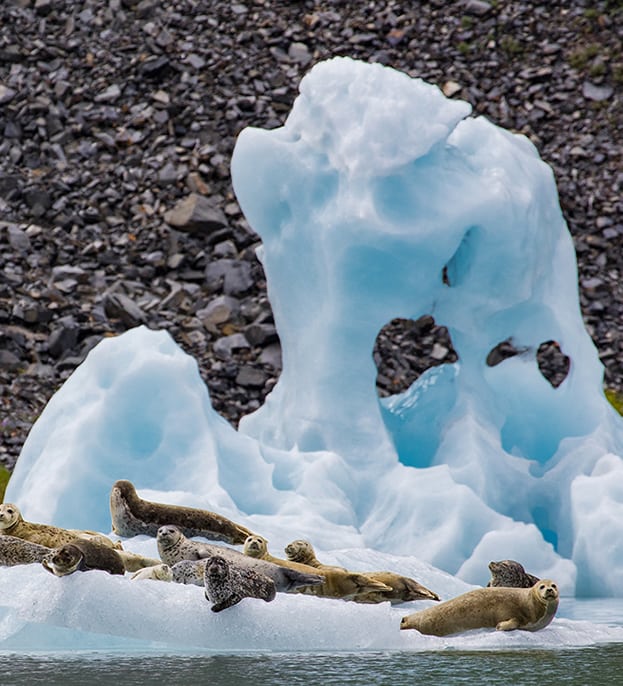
[
  {"xmin": 204, "ymin": 554, "xmax": 276, "ymax": 612},
  {"xmin": 487, "ymin": 559, "xmax": 540, "ymax": 588},
  {"xmin": 157, "ymin": 525, "xmax": 323, "ymax": 592},
  {"xmin": 110, "ymin": 480, "xmax": 254, "ymax": 544},
  {"xmin": 0, "ymin": 534, "xmax": 52, "ymax": 566}
]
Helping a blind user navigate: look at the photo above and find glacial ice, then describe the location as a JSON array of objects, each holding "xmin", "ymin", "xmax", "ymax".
[{"xmin": 2, "ymin": 57, "xmax": 623, "ymax": 652}]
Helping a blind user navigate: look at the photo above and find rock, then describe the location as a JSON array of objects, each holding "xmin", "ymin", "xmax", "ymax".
[
  {"xmin": 236, "ymin": 365, "xmax": 267, "ymax": 388},
  {"xmin": 103, "ymin": 293, "xmax": 147, "ymax": 327},
  {"xmin": 205, "ymin": 259, "xmax": 254, "ymax": 296},
  {"xmin": 164, "ymin": 194, "xmax": 228, "ymax": 234},
  {"xmin": 47, "ymin": 316, "xmax": 80, "ymax": 358},
  {"xmin": 213, "ymin": 333, "xmax": 250, "ymax": 359},
  {"xmin": 582, "ymin": 82, "xmax": 613, "ymax": 102},
  {"xmin": 197, "ymin": 295, "xmax": 240, "ymax": 327}
]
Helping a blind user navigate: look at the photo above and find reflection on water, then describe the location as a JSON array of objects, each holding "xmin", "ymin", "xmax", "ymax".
[{"xmin": 1, "ymin": 645, "xmax": 622, "ymax": 686}]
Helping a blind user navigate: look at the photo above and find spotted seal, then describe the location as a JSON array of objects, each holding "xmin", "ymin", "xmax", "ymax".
[
  {"xmin": 244, "ymin": 534, "xmax": 392, "ymax": 601},
  {"xmin": 204, "ymin": 554, "xmax": 276, "ymax": 612},
  {"xmin": 400, "ymin": 580, "xmax": 559, "ymax": 635},
  {"xmin": 156, "ymin": 525, "xmax": 323, "ymax": 592},
  {"xmin": 487, "ymin": 559, "xmax": 540, "ymax": 588},
  {"xmin": 0, "ymin": 502, "xmax": 120, "ymax": 550},
  {"xmin": 110, "ymin": 480, "xmax": 254, "ymax": 544},
  {"xmin": 42, "ymin": 539, "xmax": 126, "ymax": 577},
  {"xmin": 0, "ymin": 534, "xmax": 52, "ymax": 567},
  {"xmin": 284, "ymin": 538, "xmax": 440, "ymax": 604}
]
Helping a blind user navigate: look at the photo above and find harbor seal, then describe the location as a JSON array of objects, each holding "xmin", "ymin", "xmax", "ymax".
[
  {"xmin": 110, "ymin": 480, "xmax": 254, "ymax": 544},
  {"xmin": 204, "ymin": 554, "xmax": 276, "ymax": 612},
  {"xmin": 42, "ymin": 539, "xmax": 126, "ymax": 577},
  {"xmin": 130, "ymin": 563, "xmax": 173, "ymax": 582},
  {"xmin": 244, "ymin": 534, "xmax": 392, "ymax": 600},
  {"xmin": 487, "ymin": 559, "xmax": 540, "ymax": 588},
  {"xmin": 0, "ymin": 503, "xmax": 120, "ymax": 550},
  {"xmin": 284, "ymin": 538, "xmax": 440, "ymax": 604},
  {"xmin": 400, "ymin": 580, "xmax": 559, "ymax": 635},
  {"xmin": 0, "ymin": 534, "xmax": 52, "ymax": 566},
  {"xmin": 156, "ymin": 525, "xmax": 323, "ymax": 592}
]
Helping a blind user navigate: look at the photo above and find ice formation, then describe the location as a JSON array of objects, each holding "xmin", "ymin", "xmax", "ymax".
[{"xmin": 2, "ymin": 57, "xmax": 623, "ymax": 651}]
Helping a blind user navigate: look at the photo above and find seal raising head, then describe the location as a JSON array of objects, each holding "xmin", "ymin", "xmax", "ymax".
[
  {"xmin": 110, "ymin": 480, "xmax": 254, "ymax": 544},
  {"xmin": 401, "ymin": 580, "xmax": 559, "ymax": 635}
]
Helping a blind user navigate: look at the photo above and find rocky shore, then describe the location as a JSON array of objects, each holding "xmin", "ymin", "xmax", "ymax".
[{"xmin": 1, "ymin": 0, "xmax": 622, "ymax": 469}]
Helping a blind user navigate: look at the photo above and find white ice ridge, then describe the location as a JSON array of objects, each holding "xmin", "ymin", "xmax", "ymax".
[{"xmin": 6, "ymin": 57, "xmax": 623, "ymax": 609}]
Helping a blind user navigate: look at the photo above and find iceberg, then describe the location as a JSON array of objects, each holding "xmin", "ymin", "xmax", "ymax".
[{"xmin": 3, "ymin": 57, "xmax": 623, "ymax": 651}]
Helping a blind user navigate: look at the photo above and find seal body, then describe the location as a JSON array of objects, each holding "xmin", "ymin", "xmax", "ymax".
[
  {"xmin": 110, "ymin": 480, "xmax": 254, "ymax": 544},
  {"xmin": 244, "ymin": 535, "xmax": 392, "ymax": 600},
  {"xmin": 131, "ymin": 563, "xmax": 173, "ymax": 582},
  {"xmin": 0, "ymin": 503, "xmax": 120, "ymax": 550},
  {"xmin": 487, "ymin": 559, "xmax": 540, "ymax": 588},
  {"xmin": 204, "ymin": 555, "xmax": 276, "ymax": 612},
  {"xmin": 42, "ymin": 539, "xmax": 126, "ymax": 577},
  {"xmin": 284, "ymin": 538, "xmax": 440, "ymax": 604},
  {"xmin": 157, "ymin": 525, "xmax": 323, "ymax": 592},
  {"xmin": 0, "ymin": 534, "xmax": 52, "ymax": 566},
  {"xmin": 400, "ymin": 580, "xmax": 559, "ymax": 635}
]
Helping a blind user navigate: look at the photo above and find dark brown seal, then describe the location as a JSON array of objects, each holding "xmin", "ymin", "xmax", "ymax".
[
  {"xmin": 109, "ymin": 480, "xmax": 254, "ymax": 544},
  {"xmin": 42, "ymin": 539, "xmax": 126, "ymax": 577}
]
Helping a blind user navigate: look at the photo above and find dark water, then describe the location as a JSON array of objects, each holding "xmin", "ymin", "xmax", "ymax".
[{"xmin": 0, "ymin": 645, "xmax": 622, "ymax": 686}]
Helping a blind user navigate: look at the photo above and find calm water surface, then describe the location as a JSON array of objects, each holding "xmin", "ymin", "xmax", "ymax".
[{"xmin": 1, "ymin": 646, "xmax": 622, "ymax": 686}]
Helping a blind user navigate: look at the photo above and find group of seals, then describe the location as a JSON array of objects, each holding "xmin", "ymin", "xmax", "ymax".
[
  {"xmin": 0, "ymin": 479, "xmax": 560, "ymax": 633},
  {"xmin": 156, "ymin": 525, "xmax": 323, "ymax": 595},
  {"xmin": 283, "ymin": 539, "xmax": 440, "ymax": 604},
  {"xmin": 0, "ymin": 502, "xmax": 160, "ymax": 573},
  {"xmin": 400, "ymin": 580, "xmax": 559, "ymax": 636},
  {"xmin": 109, "ymin": 480, "xmax": 253, "ymax": 544},
  {"xmin": 243, "ymin": 535, "xmax": 393, "ymax": 601}
]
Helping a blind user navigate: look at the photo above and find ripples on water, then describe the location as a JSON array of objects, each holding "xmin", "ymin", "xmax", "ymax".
[{"xmin": 1, "ymin": 645, "xmax": 622, "ymax": 686}]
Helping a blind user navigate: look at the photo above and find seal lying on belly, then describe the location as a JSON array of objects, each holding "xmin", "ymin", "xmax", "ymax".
[
  {"xmin": 109, "ymin": 480, "xmax": 254, "ymax": 544},
  {"xmin": 0, "ymin": 502, "xmax": 160, "ymax": 573},
  {"xmin": 42, "ymin": 539, "xmax": 126, "ymax": 577},
  {"xmin": 284, "ymin": 538, "xmax": 440, "ymax": 604},
  {"xmin": 0, "ymin": 503, "xmax": 119, "ymax": 549},
  {"xmin": 244, "ymin": 535, "xmax": 392, "ymax": 601},
  {"xmin": 0, "ymin": 534, "xmax": 52, "ymax": 566},
  {"xmin": 487, "ymin": 559, "xmax": 540, "ymax": 588},
  {"xmin": 204, "ymin": 555, "xmax": 276, "ymax": 612},
  {"xmin": 400, "ymin": 580, "xmax": 559, "ymax": 635},
  {"xmin": 157, "ymin": 525, "xmax": 323, "ymax": 593}
]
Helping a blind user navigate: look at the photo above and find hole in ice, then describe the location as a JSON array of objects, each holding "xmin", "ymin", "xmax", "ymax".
[
  {"xmin": 374, "ymin": 315, "xmax": 458, "ymax": 398},
  {"xmin": 486, "ymin": 338, "xmax": 530, "ymax": 367},
  {"xmin": 374, "ymin": 316, "xmax": 459, "ymax": 469},
  {"xmin": 536, "ymin": 340, "xmax": 570, "ymax": 388}
]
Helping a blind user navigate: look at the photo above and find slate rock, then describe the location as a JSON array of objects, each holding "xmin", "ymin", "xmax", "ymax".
[{"xmin": 164, "ymin": 194, "xmax": 228, "ymax": 234}]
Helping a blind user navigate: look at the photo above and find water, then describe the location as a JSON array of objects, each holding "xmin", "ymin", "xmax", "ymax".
[
  {"xmin": 0, "ymin": 600, "xmax": 621, "ymax": 685},
  {"xmin": 0, "ymin": 646, "xmax": 622, "ymax": 686}
]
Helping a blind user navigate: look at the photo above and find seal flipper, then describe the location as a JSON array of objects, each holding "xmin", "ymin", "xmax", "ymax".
[
  {"xmin": 496, "ymin": 618, "xmax": 521, "ymax": 631},
  {"xmin": 210, "ymin": 593, "xmax": 244, "ymax": 612}
]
